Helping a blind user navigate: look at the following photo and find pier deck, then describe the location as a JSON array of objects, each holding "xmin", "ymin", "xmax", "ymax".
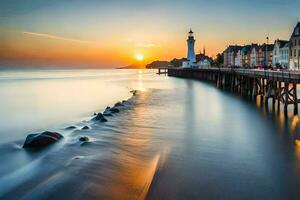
[{"xmin": 159, "ymin": 67, "xmax": 300, "ymax": 115}]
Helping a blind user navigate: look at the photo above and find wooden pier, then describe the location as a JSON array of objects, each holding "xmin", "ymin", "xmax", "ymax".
[
  {"xmin": 157, "ymin": 68, "xmax": 168, "ymax": 75},
  {"xmin": 160, "ymin": 67, "xmax": 300, "ymax": 115}
]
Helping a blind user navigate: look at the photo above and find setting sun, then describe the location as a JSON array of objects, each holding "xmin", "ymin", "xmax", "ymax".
[{"xmin": 135, "ymin": 54, "xmax": 144, "ymax": 61}]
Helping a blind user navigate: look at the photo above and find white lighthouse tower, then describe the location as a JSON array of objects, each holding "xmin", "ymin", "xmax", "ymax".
[{"xmin": 185, "ymin": 29, "xmax": 196, "ymax": 68}]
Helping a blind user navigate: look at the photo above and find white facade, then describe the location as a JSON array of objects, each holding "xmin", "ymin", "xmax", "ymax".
[
  {"xmin": 229, "ymin": 52, "xmax": 235, "ymax": 66},
  {"xmin": 197, "ymin": 59, "xmax": 211, "ymax": 68},
  {"xmin": 182, "ymin": 61, "xmax": 188, "ymax": 68},
  {"xmin": 234, "ymin": 50, "xmax": 242, "ymax": 67},
  {"xmin": 272, "ymin": 40, "xmax": 289, "ymax": 69},
  {"xmin": 290, "ymin": 23, "xmax": 300, "ymax": 70},
  {"xmin": 250, "ymin": 47, "xmax": 258, "ymax": 67}
]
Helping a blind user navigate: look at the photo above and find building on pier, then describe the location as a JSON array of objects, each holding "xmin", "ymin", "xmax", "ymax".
[
  {"xmin": 289, "ymin": 22, "xmax": 300, "ymax": 70},
  {"xmin": 272, "ymin": 39, "xmax": 289, "ymax": 69},
  {"xmin": 250, "ymin": 44, "xmax": 259, "ymax": 67},
  {"xmin": 234, "ymin": 49, "xmax": 243, "ymax": 67},
  {"xmin": 223, "ymin": 45, "xmax": 242, "ymax": 67},
  {"xmin": 258, "ymin": 44, "xmax": 274, "ymax": 67},
  {"xmin": 222, "ymin": 22, "xmax": 300, "ymax": 70},
  {"xmin": 224, "ymin": 43, "xmax": 273, "ymax": 68},
  {"xmin": 241, "ymin": 45, "xmax": 252, "ymax": 67}
]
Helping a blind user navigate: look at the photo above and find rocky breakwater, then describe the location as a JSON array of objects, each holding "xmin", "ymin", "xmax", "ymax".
[{"xmin": 22, "ymin": 90, "xmax": 138, "ymax": 150}]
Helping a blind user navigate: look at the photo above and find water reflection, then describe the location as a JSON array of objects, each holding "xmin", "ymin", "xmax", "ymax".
[
  {"xmin": 255, "ymin": 94, "xmax": 300, "ymax": 136},
  {"xmin": 92, "ymin": 92, "xmax": 163, "ymax": 199},
  {"xmin": 1, "ymin": 70, "xmax": 300, "ymax": 199}
]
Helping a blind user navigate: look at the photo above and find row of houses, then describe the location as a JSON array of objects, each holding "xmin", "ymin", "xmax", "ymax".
[{"xmin": 223, "ymin": 22, "xmax": 300, "ymax": 70}]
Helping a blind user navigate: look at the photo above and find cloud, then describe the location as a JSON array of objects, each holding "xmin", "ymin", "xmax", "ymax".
[{"xmin": 22, "ymin": 31, "xmax": 93, "ymax": 44}]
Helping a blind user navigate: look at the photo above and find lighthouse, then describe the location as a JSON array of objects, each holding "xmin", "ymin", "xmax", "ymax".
[{"xmin": 186, "ymin": 29, "xmax": 196, "ymax": 68}]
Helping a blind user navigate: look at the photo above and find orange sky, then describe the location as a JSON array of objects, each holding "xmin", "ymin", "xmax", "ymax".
[
  {"xmin": 0, "ymin": 30, "xmax": 183, "ymax": 67},
  {"xmin": 0, "ymin": 0, "xmax": 299, "ymax": 68}
]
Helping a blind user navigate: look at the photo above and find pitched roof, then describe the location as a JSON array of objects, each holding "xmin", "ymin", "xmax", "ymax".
[
  {"xmin": 224, "ymin": 45, "xmax": 243, "ymax": 53},
  {"xmin": 250, "ymin": 44, "xmax": 259, "ymax": 51},
  {"xmin": 260, "ymin": 44, "xmax": 274, "ymax": 51},
  {"xmin": 291, "ymin": 22, "xmax": 300, "ymax": 37},
  {"xmin": 241, "ymin": 45, "xmax": 251, "ymax": 53},
  {"xmin": 196, "ymin": 53, "xmax": 212, "ymax": 62},
  {"xmin": 283, "ymin": 42, "xmax": 290, "ymax": 48},
  {"xmin": 275, "ymin": 39, "xmax": 289, "ymax": 48}
]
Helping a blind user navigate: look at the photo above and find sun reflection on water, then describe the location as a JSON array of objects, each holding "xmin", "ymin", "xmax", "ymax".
[{"xmin": 137, "ymin": 69, "xmax": 146, "ymax": 92}]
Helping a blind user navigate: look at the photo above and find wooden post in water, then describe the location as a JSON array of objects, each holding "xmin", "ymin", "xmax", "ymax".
[
  {"xmin": 284, "ymin": 82, "xmax": 289, "ymax": 114},
  {"xmin": 277, "ymin": 81, "xmax": 281, "ymax": 111},
  {"xmin": 293, "ymin": 83, "xmax": 298, "ymax": 115}
]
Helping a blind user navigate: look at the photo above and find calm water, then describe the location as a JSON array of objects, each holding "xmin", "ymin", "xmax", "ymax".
[{"xmin": 0, "ymin": 69, "xmax": 300, "ymax": 199}]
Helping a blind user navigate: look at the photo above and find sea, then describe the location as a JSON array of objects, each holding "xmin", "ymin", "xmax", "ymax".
[{"xmin": 0, "ymin": 68, "xmax": 300, "ymax": 200}]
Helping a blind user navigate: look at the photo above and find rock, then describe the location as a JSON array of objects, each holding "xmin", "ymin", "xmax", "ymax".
[
  {"xmin": 82, "ymin": 126, "xmax": 89, "ymax": 130},
  {"xmin": 109, "ymin": 107, "xmax": 120, "ymax": 113},
  {"xmin": 65, "ymin": 126, "xmax": 76, "ymax": 130},
  {"xmin": 103, "ymin": 106, "xmax": 114, "ymax": 116},
  {"xmin": 23, "ymin": 131, "xmax": 63, "ymax": 149},
  {"xmin": 114, "ymin": 102, "xmax": 124, "ymax": 107},
  {"xmin": 130, "ymin": 90, "xmax": 137, "ymax": 95},
  {"xmin": 93, "ymin": 113, "xmax": 97, "ymax": 116},
  {"xmin": 103, "ymin": 112, "xmax": 113, "ymax": 117},
  {"xmin": 79, "ymin": 136, "xmax": 89, "ymax": 142},
  {"xmin": 92, "ymin": 113, "xmax": 108, "ymax": 122}
]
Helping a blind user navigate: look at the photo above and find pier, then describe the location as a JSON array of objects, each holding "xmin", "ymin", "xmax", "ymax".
[
  {"xmin": 160, "ymin": 67, "xmax": 300, "ymax": 115},
  {"xmin": 157, "ymin": 68, "xmax": 168, "ymax": 75}
]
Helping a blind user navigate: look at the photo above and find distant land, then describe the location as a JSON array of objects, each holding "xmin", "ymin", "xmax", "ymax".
[
  {"xmin": 146, "ymin": 61, "xmax": 170, "ymax": 69},
  {"xmin": 117, "ymin": 61, "xmax": 171, "ymax": 69},
  {"xmin": 117, "ymin": 64, "xmax": 145, "ymax": 69}
]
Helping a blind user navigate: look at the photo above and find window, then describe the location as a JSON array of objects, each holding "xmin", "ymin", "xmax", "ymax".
[
  {"xmin": 295, "ymin": 49, "xmax": 297, "ymax": 57},
  {"xmin": 296, "ymin": 28, "xmax": 300, "ymax": 36},
  {"xmin": 298, "ymin": 39, "xmax": 300, "ymax": 46}
]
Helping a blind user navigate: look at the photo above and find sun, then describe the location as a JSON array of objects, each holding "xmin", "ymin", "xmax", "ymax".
[{"xmin": 135, "ymin": 54, "xmax": 144, "ymax": 61}]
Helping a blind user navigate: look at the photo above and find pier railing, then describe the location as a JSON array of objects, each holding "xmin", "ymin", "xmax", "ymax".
[{"xmin": 174, "ymin": 68, "xmax": 300, "ymax": 83}]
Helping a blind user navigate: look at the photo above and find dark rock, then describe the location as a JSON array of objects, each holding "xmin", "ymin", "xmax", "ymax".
[
  {"xmin": 79, "ymin": 136, "xmax": 89, "ymax": 142},
  {"xmin": 23, "ymin": 131, "xmax": 63, "ymax": 149},
  {"xmin": 109, "ymin": 107, "xmax": 120, "ymax": 113},
  {"xmin": 82, "ymin": 126, "xmax": 89, "ymax": 130},
  {"xmin": 114, "ymin": 102, "xmax": 124, "ymax": 107},
  {"xmin": 130, "ymin": 90, "xmax": 137, "ymax": 95},
  {"xmin": 103, "ymin": 112, "xmax": 113, "ymax": 117},
  {"xmin": 92, "ymin": 113, "xmax": 108, "ymax": 122},
  {"xmin": 103, "ymin": 106, "xmax": 114, "ymax": 116},
  {"xmin": 65, "ymin": 126, "xmax": 76, "ymax": 130},
  {"xmin": 93, "ymin": 113, "xmax": 97, "ymax": 116}
]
